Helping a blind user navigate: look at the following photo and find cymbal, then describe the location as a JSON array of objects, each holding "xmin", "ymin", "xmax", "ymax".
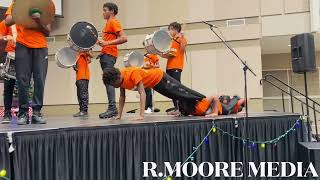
[{"xmin": 12, "ymin": 0, "xmax": 55, "ymax": 29}]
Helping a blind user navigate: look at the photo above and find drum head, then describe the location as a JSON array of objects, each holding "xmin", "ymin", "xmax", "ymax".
[
  {"xmin": 124, "ymin": 51, "xmax": 144, "ymax": 67},
  {"xmin": 69, "ymin": 22, "xmax": 98, "ymax": 50},
  {"xmin": 153, "ymin": 30, "xmax": 172, "ymax": 53},
  {"xmin": 55, "ymin": 47, "xmax": 78, "ymax": 68}
]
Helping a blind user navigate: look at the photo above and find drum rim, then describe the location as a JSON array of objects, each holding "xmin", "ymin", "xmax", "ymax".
[
  {"xmin": 152, "ymin": 30, "xmax": 171, "ymax": 52},
  {"xmin": 55, "ymin": 47, "xmax": 78, "ymax": 68},
  {"xmin": 123, "ymin": 51, "xmax": 144, "ymax": 67},
  {"xmin": 69, "ymin": 21, "xmax": 98, "ymax": 50}
]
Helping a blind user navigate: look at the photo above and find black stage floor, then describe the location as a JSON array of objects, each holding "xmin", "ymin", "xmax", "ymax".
[{"xmin": 0, "ymin": 112, "xmax": 300, "ymax": 133}]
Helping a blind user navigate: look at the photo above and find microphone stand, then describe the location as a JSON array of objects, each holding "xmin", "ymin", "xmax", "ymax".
[{"xmin": 203, "ymin": 22, "xmax": 257, "ymax": 179}]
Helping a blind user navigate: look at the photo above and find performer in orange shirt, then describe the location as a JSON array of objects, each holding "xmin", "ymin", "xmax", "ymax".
[
  {"xmin": 102, "ymin": 67, "xmax": 206, "ymax": 120},
  {"xmin": 161, "ymin": 22, "xmax": 187, "ymax": 114},
  {"xmin": 0, "ymin": 19, "xmax": 16, "ymax": 124},
  {"xmin": 5, "ymin": 2, "xmax": 53, "ymax": 125},
  {"xmin": 96, "ymin": 2, "xmax": 128, "ymax": 119},
  {"xmin": 73, "ymin": 51, "xmax": 93, "ymax": 117},
  {"xmin": 102, "ymin": 67, "xmax": 245, "ymax": 120},
  {"xmin": 143, "ymin": 53, "xmax": 159, "ymax": 113},
  {"xmin": 178, "ymin": 95, "xmax": 245, "ymax": 117}
]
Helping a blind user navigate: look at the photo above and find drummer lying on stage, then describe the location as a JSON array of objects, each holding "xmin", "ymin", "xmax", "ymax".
[{"xmin": 102, "ymin": 66, "xmax": 245, "ymax": 120}]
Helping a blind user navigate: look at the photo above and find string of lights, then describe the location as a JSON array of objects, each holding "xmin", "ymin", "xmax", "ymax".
[{"xmin": 163, "ymin": 116, "xmax": 304, "ymax": 180}]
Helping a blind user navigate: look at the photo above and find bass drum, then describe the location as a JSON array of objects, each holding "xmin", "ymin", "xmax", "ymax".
[
  {"xmin": 55, "ymin": 47, "xmax": 78, "ymax": 68},
  {"xmin": 143, "ymin": 29, "xmax": 172, "ymax": 55},
  {"xmin": 123, "ymin": 51, "xmax": 144, "ymax": 67},
  {"xmin": 67, "ymin": 21, "xmax": 98, "ymax": 52}
]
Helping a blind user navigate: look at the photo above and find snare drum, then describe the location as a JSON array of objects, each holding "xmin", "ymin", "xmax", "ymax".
[
  {"xmin": 67, "ymin": 21, "xmax": 98, "ymax": 52},
  {"xmin": 55, "ymin": 47, "xmax": 78, "ymax": 68},
  {"xmin": 0, "ymin": 52, "xmax": 16, "ymax": 80},
  {"xmin": 143, "ymin": 30, "xmax": 172, "ymax": 55},
  {"xmin": 123, "ymin": 51, "xmax": 144, "ymax": 67}
]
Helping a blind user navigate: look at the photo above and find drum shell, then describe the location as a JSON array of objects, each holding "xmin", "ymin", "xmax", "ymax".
[
  {"xmin": 143, "ymin": 30, "xmax": 172, "ymax": 55},
  {"xmin": 143, "ymin": 35, "xmax": 161, "ymax": 55},
  {"xmin": 68, "ymin": 22, "xmax": 98, "ymax": 52},
  {"xmin": 55, "ymin": 47, "xmax": 78, "ymax": 68},
  {"xmin": 67, "ymin": 35, "xmax": 81, "ymax": 52},
  {"xmin": 123, "ymin": 51, "xmax": 144, "ymax": 67},
  {"xmin": 7, "ymin": 52, "xmax": 15, "ymax": 60},
  {"xmin": 0, "ymin": 54, "xmax": 16, "ymax": 80}
]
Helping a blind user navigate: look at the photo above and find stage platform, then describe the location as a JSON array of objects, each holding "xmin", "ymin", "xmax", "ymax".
[
  {"xmin": 0, "ymin": 112, "xmax": 306, "ymax": 180},
  {"xmin": 0, "ymin": 112, "xmax": 301, "ymax": 133}
]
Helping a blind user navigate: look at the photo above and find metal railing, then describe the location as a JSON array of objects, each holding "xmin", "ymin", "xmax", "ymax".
[{"xmin": 260, "ymin": 74, "xmax": 319, "ymax": 141}]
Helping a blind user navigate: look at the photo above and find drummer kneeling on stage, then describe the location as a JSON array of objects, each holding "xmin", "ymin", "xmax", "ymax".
[{"xmin": 102, "ymin": 67, "xmax": 246, "ymax": 120}]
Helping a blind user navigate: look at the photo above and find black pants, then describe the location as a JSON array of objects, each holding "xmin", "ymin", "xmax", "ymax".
[
  {"xmin": 4, "ymin": 78, "xmax": 15, "ymax": 112},
  {"xmin": 166, "ymin": 69, "xmax": 182, "ymax": 109},
  {"xmin": 2, "ymin": 53, "xmax": 16, "ymax": 111},
  {"xmin": 145, "ymin": 88, "xmax": 153, "ymax": 109},
  {"xmin": 76, "ymin": 79, "xmax": 89, "ymax": 112},
  {"xmin": 154, "ymin": 73, "xmax": 205, "ymax": 104},
  {"xmin": 15, "ymin": 43, "xmax": 48, "ymax": 114},
  {"xmin": 100, "ymin": 54, "xmax": 116, "ymax": 110}
]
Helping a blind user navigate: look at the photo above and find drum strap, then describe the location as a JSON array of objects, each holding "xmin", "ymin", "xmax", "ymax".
[
  {"xmin": 10, "ymin": 25, "xmax": 17, "ymax": 43},
  {"xmin": 144, "ymin": 53, "xmax": 153, "ymax": 61},
  {"xmin": 173, "ymin": 37, "xmax": 181, "ymax": 44}
]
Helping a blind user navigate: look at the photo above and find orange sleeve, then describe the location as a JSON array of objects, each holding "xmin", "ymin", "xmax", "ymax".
[
  {"xmin": 180, "ymin": 37, "xmax": 188, "ymax": 50},
  {"xmin": 0, "ymin": 21, "xmax": 9, "ymax": 36},
  {"xmin": 112, "ymin": 20, "xmax": 122, "ymax": 34},
  {"xmin": 181, "ymin": 37, "xmax": 188, "ymax": 45},
  {"xmin": 130, "ymin": 70, "xmax": 143, "ymax": 86}
]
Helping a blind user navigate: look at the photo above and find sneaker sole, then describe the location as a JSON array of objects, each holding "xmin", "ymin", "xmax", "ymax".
[
  {"xmin": 73, "ymin": 113, "xmax": 89, "ymax": 117},
  {"xmin": 1, "ymin": 121, "xmax": 11, "ymax": 124},
  {"xmin": 99, "ymin": 114, "xmax": 118, "ymax": 119},
  {"xmin": 17, "ymin": 122, "xmax": 28, "ymax": 125},
  {"xmin": 31, "ymin": 121, "xmax": 46, "ymax": 124}
]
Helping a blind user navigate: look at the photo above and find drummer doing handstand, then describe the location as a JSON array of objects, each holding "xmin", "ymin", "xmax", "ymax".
[{"xmin": 102, "ymin": 67, "xmax": 245, "ymax": 120}]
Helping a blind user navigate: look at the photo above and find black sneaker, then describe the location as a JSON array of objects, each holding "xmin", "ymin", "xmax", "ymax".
[
  {"xmin": 2, "ymin": 111, "xmax": 12, "ymax": 124},
  {"xmin": 31, "ymin": 111, "xmax": 46, "ymax": 124},
  {"xmin": 73, "ymin": 111, "xmax": 88, "ymax": 117},
  {"xmin": 99, "ymin": 109, "xmax": 118, "ymax": 119},
  {"xmin": 17, "ymin": 113, "xmax": 29, "ymax": 125}
]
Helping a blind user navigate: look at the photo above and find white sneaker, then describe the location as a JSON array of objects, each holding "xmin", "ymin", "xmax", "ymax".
[{"xmin": 145, "ymin": 108, "xmax": 153, "ymax": 114}]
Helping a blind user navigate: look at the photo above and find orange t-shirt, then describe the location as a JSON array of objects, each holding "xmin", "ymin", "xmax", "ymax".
[
  {"xmin": 101, "ymin": 17, "xmax": 123, "ymax": 58},
  {"xmin": 194, "ymin": 98, "xmax": 222, "ymax": 116},
  {"xmin": 144, "ymin": 53, "xmax": 159, "ymax": 66},
  {"xmin": 6, "ymin": 4, "xmax": 48, "ymax": 48},
  {"xmin": 166, "ymin": 36, "xmax": 187, "ymax": 70},
  {"xmin": 120, "ymin": 67, "xmax": 163, "ymax": 90},
  {"xmin": 76, "ymin": 53, "xmax": 90, "ymax": 81},
  {"xmin": 194, "ymin": 98, "xmax": 211, "ymax": 116},
  {"xmin": 0, "ymin": 21, "xmax": 15, "ymax": 53}
]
